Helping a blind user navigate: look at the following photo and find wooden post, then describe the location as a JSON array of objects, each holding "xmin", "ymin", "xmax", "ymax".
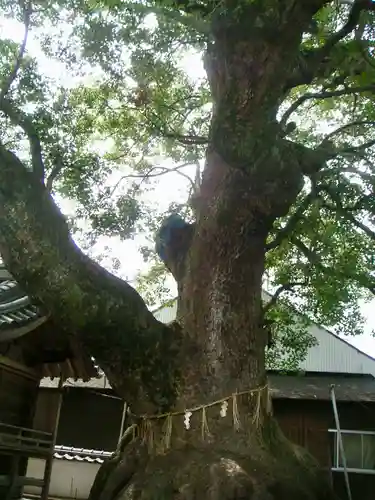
[
  {"xmin": 40, "ymin": 376, "xmax": 64, "ymax": 500},
  {"xmin": 5, "ymin": 455, "xmax": 20, "ymax": 500},
  {"xmin": 117, "ymin": 401, "xmax": 128, "ymax": 447}
]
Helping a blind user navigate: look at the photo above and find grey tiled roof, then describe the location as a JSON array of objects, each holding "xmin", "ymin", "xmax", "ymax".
[
  {"xmin": 0, "ymin": 263, "xmax": 43, "ymax": 336},
  {"xmin": 0, "ymin": 262, "xmax": 99, "ymax": 381},
  {"xmin": 53, "ymin": 445, "xmax": 113, "ymax": 463}
]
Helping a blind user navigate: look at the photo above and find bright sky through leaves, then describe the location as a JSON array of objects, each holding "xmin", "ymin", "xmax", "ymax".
[{"xmin": 1, "ymin": 8, "xmax": 375, "ymax": 358}]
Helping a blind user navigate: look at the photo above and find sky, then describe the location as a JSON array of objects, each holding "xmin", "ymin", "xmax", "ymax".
[{"xmin": 1, "ymin": 11, "xmax": 375, "ymax": 358}]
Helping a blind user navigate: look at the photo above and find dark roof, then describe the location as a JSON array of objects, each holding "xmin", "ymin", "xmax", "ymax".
[
  {"xmin": 39, "ymin": 370, "xmax": 375, "ymax": 404},
  {"xmin": 0, "ymin": 262, "xmax": 98, "ymax": 381},
  {"xmin": 269, "ymin": 372, "xmax": 375, "ymax": 402}
]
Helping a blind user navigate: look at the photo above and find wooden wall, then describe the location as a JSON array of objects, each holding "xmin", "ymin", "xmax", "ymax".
[
  {"xmin": 34, "ymin": 387, "xmax": 124, "ymax": 451},
  {"xmin": 273, "ymin": 399, "xmax": 332, "ymax": 466},
  {"xmin": 273, "ymin": 398, "xmax": 375, "ymax": 500},
  {"xmin": 0, "ymin": 356, "xmax": 38, "ymax": 427}
]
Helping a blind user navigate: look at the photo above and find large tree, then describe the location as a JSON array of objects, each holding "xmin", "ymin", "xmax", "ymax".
[{"xmin": 0, "ymin": 0, "xmax": 375, "ymax": 498}]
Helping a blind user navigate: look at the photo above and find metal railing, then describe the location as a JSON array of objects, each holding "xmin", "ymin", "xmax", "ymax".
[{"xmin": 328, "ymin": 428, "xmax": 375, "ymax": 475}]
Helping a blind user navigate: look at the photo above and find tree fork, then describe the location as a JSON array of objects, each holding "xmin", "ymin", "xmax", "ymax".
[{"xmin": 0, "ymin": 147, "xmax": 182, "ymax": 413}]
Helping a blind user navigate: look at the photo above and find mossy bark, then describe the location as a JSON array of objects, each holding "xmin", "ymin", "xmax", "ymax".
[
  {"xmin": 0, "ymin": 2, "xmax": 337, "ymax": 499},
  {"xmin": 0, "ymin": 149, "xmax": 182, "ymax": 414}
]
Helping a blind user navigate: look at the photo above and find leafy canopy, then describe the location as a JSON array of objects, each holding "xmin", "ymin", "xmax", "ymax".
[{"xmin": 0, "ymin": 0, "xmax": 375, "ymax": 369}]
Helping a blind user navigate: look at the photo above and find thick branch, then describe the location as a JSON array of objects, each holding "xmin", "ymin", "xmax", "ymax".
[
  {"xmin": 0, "ymin": 147, "xmax": 182, "ymax": 412},
  {"xmin": 155, "ymin": 214, "xmax": 195, "ymax": 282},
  {"xmin": 158, "ymin": 128, "xmax": 208, "ymax": 146}
]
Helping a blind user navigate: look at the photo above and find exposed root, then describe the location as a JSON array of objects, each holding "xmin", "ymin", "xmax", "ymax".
[{"xmin": 89, "ymin": 421, "xmax": 336, "ymax": 500}]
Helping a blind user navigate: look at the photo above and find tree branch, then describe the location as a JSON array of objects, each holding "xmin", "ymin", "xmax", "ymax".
[
  {"xmin": 280, "ymin": 84, "xmax": 375, "ymax": 126},
  {"xmin": 315, "ymin": 0, "xmax": 370, "ymax": 58},
  {"xmin": 103, "ymin": 162, "xmax": 196, "ymax": 202},
  {"xmin": 317, "ymin": 164, "xmax": 375, "ymax": 183},
  {"xmin": 263, "ymin": 282, "xmax": 307, "ymax": 315},
  {"xmin": 320, "ymin": 185, "xmax": 375, "ymax": 241},
  {"xmin": 337, "ymin": 138, "xmax": 375, "ymax": 156},
  {"xmin": 0, "ymin": 1, "xmax": 45, "ymax": 181},
  {"xmin": 266, "ymin": 192, "xmax": 316, "ymax": 250},
  {"xmin": 0, "ymin": 0, "xmax": 31, "ymax": 101},
  {"xmin": 46, "ymin": 157, "xmax": 64, "ymax": 191},
  {"xmin": 0, "ymin": 98, "xmax": 45, "ymax": 181},
  {"xmin": 0, "ymin": 146, "xmax": 182, "ymax": 412},
  {"xmin": 291, "ymin": 236, "xmax": 375, "ymax": 295},
  {"xmin": 322, "ymin": 120, "xmax": 375, "ymax": 141},
  {"xmin": 160, "ymin": 130, "xmax": 208, "ymax": 146},
  {"xmin": 286, "ymin": 0, "xmax": 375, "ymax": 89}
]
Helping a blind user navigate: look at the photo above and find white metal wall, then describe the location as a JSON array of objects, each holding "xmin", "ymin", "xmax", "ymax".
[
  {"xmin": 25, "ymin": 458, "xmax": 100, "ymax": 499},
  {"xmin": 153, "ymin": 298, "xmax": 375, "ymax": 376},
  {"xmin": 300, "ymin": 322, "xmax": 375, "ymax": 376},
  {"xmin": 153, "ymin": 301, "xmax": 177, "ymax": 324}
]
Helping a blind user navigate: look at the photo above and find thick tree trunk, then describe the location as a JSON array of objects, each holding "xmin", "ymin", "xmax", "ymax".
[
  {"xmin": 87, "ymin": 4, "xmax": 335, "ymax": 498},
  {"xmin": 87, "ymin": 146, "xmax": 333, "ymax": 499},
  {"xmin": 0, "ymin": 2, "xmax": 337, "ymax": 499}
]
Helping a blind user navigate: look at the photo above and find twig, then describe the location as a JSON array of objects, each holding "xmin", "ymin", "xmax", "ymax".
[
  {"xmin": 263, "ymin": 282, "xmax": 307, "ymax": 314},
  {"xmin": 104, "ymin": 162, "xmax": 195, "ymax": 200},
  {"xmin": 280, "ymin": 84, "xmax": 375, "ymax": 127}
]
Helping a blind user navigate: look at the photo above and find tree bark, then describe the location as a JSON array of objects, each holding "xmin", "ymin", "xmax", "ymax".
[{"xmin": 0, "ymin": 2, "xmax": 336, "ymax": 499}]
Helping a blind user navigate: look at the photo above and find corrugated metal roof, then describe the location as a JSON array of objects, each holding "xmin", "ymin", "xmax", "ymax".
[
  {"xmin": 153, "ymin": 297, "xmax": 375, "ymax": 377},
  {"xmin": 53, "ymin": 445, "xmax": 112, "ymax": 463}
]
